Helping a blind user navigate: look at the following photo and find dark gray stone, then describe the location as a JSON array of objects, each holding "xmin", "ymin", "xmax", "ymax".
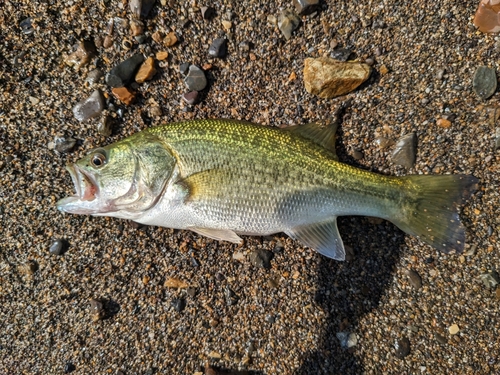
[
  {"xmin": 208, "ymin": 38, "xmax": 228, "ymax": 58},
  {"xmin": 249, "ymin": 249, "xmax": 274, "ymax": 269},
  {"xmin": 405, "ymin": 269, "xmax": 422, "ymax": 290},
  {"xmin": 394, "ymin": 337, "xmax": 411, "ymax": 359},
  {"xmin": 49, "ymin": 239, "xmax": 70, "ymax": 255},
  {"xmin": 391, "ymin": 133, "xmax": 417, "ymax": 168},
  {"xmin": 105, "ymin": 54, "xmax": 145, "ymax": 88},
  {"xmin": 184, "ymin": 65, "xmax": 207, "ymax": 91},
  {"xmin": 54, "ymin": 137, "xmax": 76, "ymax": 153},
  {"xmin": 473, "ymin": 66, "xmax": 497, "ymax": 100}
]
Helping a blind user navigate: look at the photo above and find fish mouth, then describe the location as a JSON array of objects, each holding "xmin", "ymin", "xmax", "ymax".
[
  {"xmin": 67, "ymin": 164, "xmax": 99, "ymax": 201},
  {"xmin": 57, "ymin": 164, "xmax": 101, "ymax": 214}
]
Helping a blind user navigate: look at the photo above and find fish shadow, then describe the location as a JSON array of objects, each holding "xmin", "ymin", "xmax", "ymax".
[{"xmin": 295, "ymin": 216, "xmax": 405, "ymax": 374}]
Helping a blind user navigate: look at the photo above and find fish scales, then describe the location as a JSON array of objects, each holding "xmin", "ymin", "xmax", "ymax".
[{"xmin": 57, "ymin": 118, "xmax": 477, "ymax": 260}]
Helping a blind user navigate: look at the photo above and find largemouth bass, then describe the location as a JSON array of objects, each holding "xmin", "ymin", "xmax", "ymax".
[{"xmin": 57, "ymin": 119, "xmax": 477, "ymax": 260}]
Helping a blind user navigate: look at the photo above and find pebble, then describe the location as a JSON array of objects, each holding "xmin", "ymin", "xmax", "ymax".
[
  {"xmin": 164, "ymin": 277, "xmax": 189, "ymax": 289},
  {"xmin": 156, "ymin": 51, "xmax": 168, "ymax": 61},
  {"xmin": 303, "ymin": 57, "xmax": 371, "ymax": 98},
  {"xmin": 64, "ymin": 40, "xmax": 96, "ymax": 70},
  {"xmin": 105, "ymin": 54, "xmax": 145, "ymax": 88},
  {"xmin": 64, "ymin": 362, "xmax": 75, "ymax": 374},
  {"xmin": 171, "ymin": 298, "xmax": 186, "ymax": 312},
  {"xmin": 330, "ymin": 48, "xmax": 352, "ymax": 62},
  {"xmin": 221, "ymin": 20, "xmax": 232, "ymax": 31},
  {"xmin": 53, "ymin": 137, "xmax": 77, "ymax": 153},
  {"xmin": 448, "ymin": 324, "xmax": 460, "ymax": 335},
  {"xmin": 184, "ymin": 65, "xmax": 207, "ymax": 91},
  {"xmin": 473, "ymin": 66, "xmax": 497, "ymax": 100},
  {"xmin": 181, "ymin": 91, "xmax": 199, "ymax": 105},
  {"xmin": 293, "ymin": 0, "xmax": 320, "ymax": 15},
  {"xmin": 19, "ymin": 17, "xmax": 35, "ymax": 35},
  {"xmin": 435, "ymin": 332, "xmax": 447, "ymax": 344},
  {"xmin": 474, "ymin": 0, "xmax": 500, "ymax": 33},
  {"xmin": 112, "ymin": 87, "xmax": 136, "ymax": 105},
  {"xmin": 129, "ymin": 0, "xmax": 156, "ymax": 19},
  {"xmin": 49, "ymin": 239, "xmax": 69, "ymax": 255},
  {"xmin": 179, "ymin": 62, "xmax": 190, "ymax": 76},
  {"xmin": 224, "ymin": 286, "xmax": 239, "ymax": 306},
  {"xmin": 73, "ymin": 89, "xmax": 105, "ymax": 122},
  {"xmin": 436, "ymin": 118, "xmax": 452, "ymax": 128},
  {"xmin": 391, "ymin": 133, "xmax": 417, "ymax": 168},
  {"xmin": 135, "ymin": 57, "xmax": 157, "ymax": 83},
  {"xmin": 495, "ymin": 127, "xmax": 500, "ymax": 149},
  {"xmin": 201, "ymin": 6, "xmax": 216, "ymax": 20},
  {"xmin": 278, "ymin": 9, "xmax": 301, "ymax": 40},
  {"xmin": 85, "ymin": 69, "xmax": 104, "ymax": 85},
  {"xmin": 164, "ymin": 31, "xmax": 178, "ymax": 47},
  {"xmin": 480, "ymin": 271, "xmax": 499, "ymax": 288},
  {"xmin": 405, "ymin": 269, "xmax": 422, "ymax": 290},
  {"xmin": 19, "ymin": 260, "xmax": 38, "ymax": 276},
  {"xmin": 208, "ymin": 38, "xmax": 228, "ymax": 58},
  {"xmin": 89, "ymin": 299, "xmax": 104, "ymax": 321},
  {"xmin": 248, "ymin": 249, "xmax": 274, "ymax": 269},
  {"xmin": 394, "ymin": 337, "xmax": 411, "ymax": 359},
  {"xmin": 336, "ymin": 332, "xmax": 357, "ymax": 349},
  {"xmin": 130, "ymin": 19, "xmax": 144, "ymax": 36},
  {"xmin": 97, "ymin": 114, "xmax": 113, "ymax": 136}
]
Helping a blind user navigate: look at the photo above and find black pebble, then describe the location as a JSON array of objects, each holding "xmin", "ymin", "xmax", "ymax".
[
  {"xmin": 394, "ymin": 337, "xmax": 411, "ymax": 359},
  {"xmin": 64, "ymin": 362, "xmax": 75, "ymax": 373},
  {"xmin": 248, "ymin": 249, "xmax": 274, "ymax": 269},
  {"xmin": 208, "ymin": 38, "xmax": 228, "ymax": 58},
  {"xmin": 49, "ymin": 239, "xmax": 70, "ymax": 256},
  {"xmin": 171, "ymin": 298, "xmax": 186, "ymax": 312}
]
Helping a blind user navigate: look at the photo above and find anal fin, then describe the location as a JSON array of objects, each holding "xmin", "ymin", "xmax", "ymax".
[
  {"xmin": 286, "ymin": 218, "xmax": 346, "ymax": 261},
  {"xmin": 188, "ymin": 226, "xmax": 243, "ymax": 244}
]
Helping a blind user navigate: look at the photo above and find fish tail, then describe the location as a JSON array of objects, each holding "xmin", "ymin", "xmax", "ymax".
[{"xmin": 391, "ymin": 175, "xmax": 478, "ymax": 253}]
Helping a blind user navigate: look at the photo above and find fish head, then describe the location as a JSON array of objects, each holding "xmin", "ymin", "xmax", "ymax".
[{"xmin": 57, "ymin": 133, "xmax": 176, "ymax": 217}]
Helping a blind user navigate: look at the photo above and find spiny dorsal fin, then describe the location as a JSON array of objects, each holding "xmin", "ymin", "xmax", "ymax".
[
  {"xmin": 285, "ymin": 121, "xmax": 339, "ymax": 158},
  {"xmin": 284, "ymin": 99, "xmax": 351, "ymax": 158},
  {"xmin": 286, "ymin": 217, "xmax": 346, "ymax": 260}
]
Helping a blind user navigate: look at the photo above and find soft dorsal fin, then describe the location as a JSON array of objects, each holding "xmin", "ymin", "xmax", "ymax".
[
  {"xmin": 285, "ymin": 121, "xmax": 338, "ymax": 158},
  {"xmin": 286, "ymin": 218, "xmax": 346, "ymax": 260}
]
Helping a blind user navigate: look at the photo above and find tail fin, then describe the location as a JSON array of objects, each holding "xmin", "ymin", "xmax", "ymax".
[{"xmin": 392, "ymin": 175, "xmax": 478, "ymax": 253}]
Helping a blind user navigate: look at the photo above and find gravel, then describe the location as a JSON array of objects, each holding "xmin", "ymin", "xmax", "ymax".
[{"xmin": 1, "ymin": 0, "xmax": 499, "ymax": 374}]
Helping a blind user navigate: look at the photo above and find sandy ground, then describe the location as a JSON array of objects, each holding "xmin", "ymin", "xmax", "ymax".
[{"xmin": 1, "ymin": 0, "xmax": 499, "ymax": 374}]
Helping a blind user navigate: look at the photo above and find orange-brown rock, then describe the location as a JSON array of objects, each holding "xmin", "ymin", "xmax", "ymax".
[
  {"xmin": 164, "ymin": 31, "xmax": 178, "ymax": 47},
  {"xmin": 111, "ymin": 87, "xmax": 135, "ymax": 105},
  {"xmin": 155, "ymin": 51, "xmax": 168, "ymax": 60},
  {"xmin": 474, "ymin": 0, "xmax": 500, "ymax": 33},
  {"xmin": 303, "ymin": 57, "xmax": 371, "ymax": 99},
  {"xmin": 135, "ymin": 57, "xmax": 157, "ymax": 83}
]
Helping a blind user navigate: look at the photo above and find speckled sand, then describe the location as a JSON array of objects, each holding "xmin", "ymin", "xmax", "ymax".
[{"xmin": 1, "ymin": 1, "xmax": 499, "ymax": 374}]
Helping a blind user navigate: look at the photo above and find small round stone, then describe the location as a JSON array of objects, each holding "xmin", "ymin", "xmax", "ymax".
[
  {"xmin": 208, "ymin": 38, "xmax": 228, "ymax": 58},
  {"xmin": 49, "ymin": 239, "xmax": 70, "ymax": 256},
  {"xmin": 184, "ymin": 65, "xmax": 207, "ymax": 91},
  {"xmin": 394, "ymin": 337, "xmax": 411, "ymax": 359}
]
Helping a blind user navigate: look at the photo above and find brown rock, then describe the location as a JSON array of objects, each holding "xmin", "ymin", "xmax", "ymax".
[
  {"xmin": 130, "ymin": 19, "xmax": 144, "ymax": 36},
  {"xmin": 135, "ymin": 57, "xmax": 157, "ymax": 83},
  {"xmin": 112, "ymin": 87, "xmax": 136, "ymax": 105},
  {"xmin": 151, "ymin": 31, "xmax": 163, "ymax": 43},
  {"xmin": 164, "ymin": 277, "xmax": 189, "ymax": 288},
  {"xmin": 156, "ymin": 51, "xmax": 168, "ymax": 60},
  {"xmin": 64, "ymin": 40, "xmax": 96, "ymax": 70},
  {"xmin": 436, "ymin": 118, "xmax": 452, "ymax": 128},
  {"xmin": 303, "ymin": 57, "xmax": 371, "ymax": 98},
  {"xmin": 474, "ymin": 0, "xmax": 500, "ymax": 33},
  {"xmin": 164, "ymin": 31, "xmax": 178, "ymax": 47}
]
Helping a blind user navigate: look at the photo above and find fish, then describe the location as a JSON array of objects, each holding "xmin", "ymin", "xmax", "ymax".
[{"xmin": 57, "ymin": 118, "xmax": 478, "ymax": 260}]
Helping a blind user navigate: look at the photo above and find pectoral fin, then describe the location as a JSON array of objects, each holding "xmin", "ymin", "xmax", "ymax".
[
  {"xmin": 286, "ymin": 218, "xmax": 346, "ymax": 260},
  {"xmin": 188, "ymin": 226, "xmax": 243, "ymax": 244},
  {"xmin": 180, "ymin": 169, "xmax": 228, "ymax": 201}
]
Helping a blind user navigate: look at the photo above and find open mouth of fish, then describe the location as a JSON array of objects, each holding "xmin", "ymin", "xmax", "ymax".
[{"xmin": 66, "ymin": 164, "xmax": 98, "ymax": 202}]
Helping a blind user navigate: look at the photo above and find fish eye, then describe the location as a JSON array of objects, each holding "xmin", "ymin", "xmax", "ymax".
[{"xmin": 90, "ymin": 149, "xmax": 107, "ymax": 168}]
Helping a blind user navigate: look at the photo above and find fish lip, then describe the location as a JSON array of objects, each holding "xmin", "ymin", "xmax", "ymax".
[{"xmin": 66, "ymin": 164, "xmax": 99, "ymax": 201}]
